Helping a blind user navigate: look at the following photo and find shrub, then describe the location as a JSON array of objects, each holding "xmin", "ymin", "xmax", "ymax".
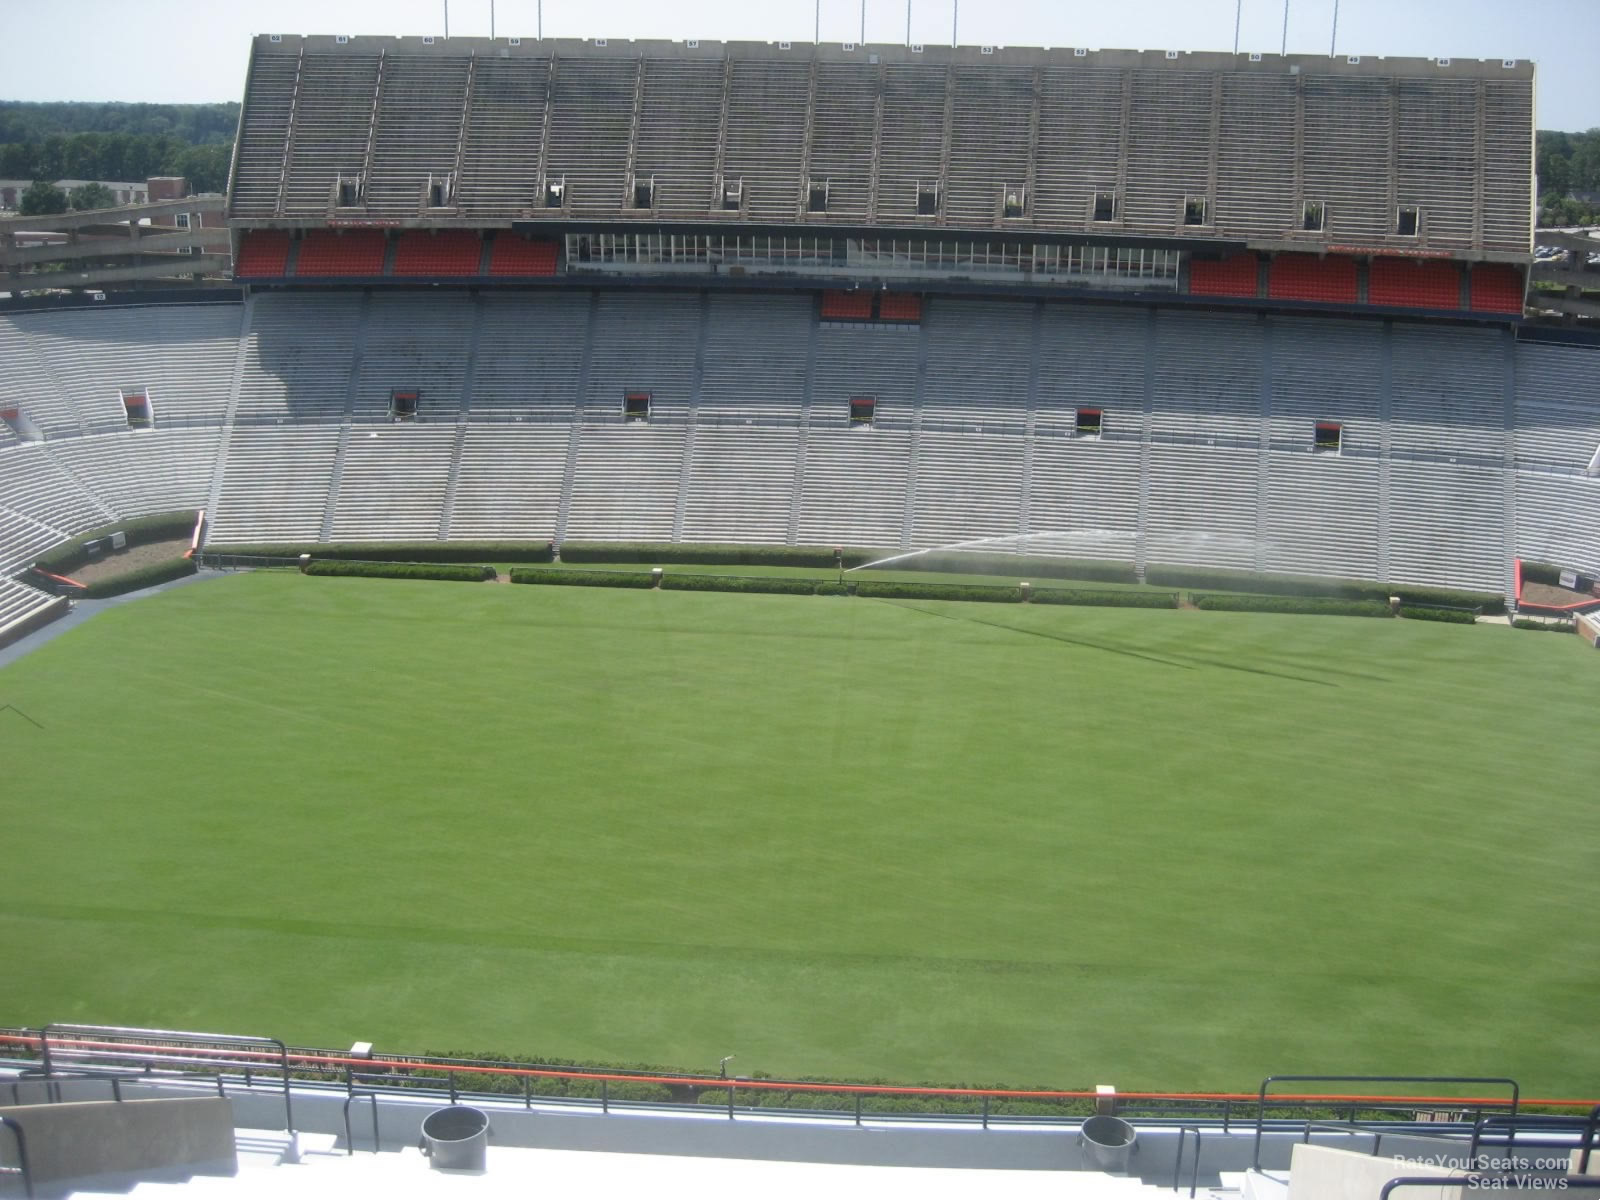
[
  {"xmin": 891, "ymin": 551, "xmax": 1138, "ymax": 585},
  {"xmin": 1398, "ymin": 605, "xmax": 1477, "ymax": 624},
  {"xmin": 660, "ymin": 574, "xmax": 824, "ymax": 596},
  {"xmin": 1512, "ymin": 617, "xmax": 1573, "ymax": 631},
  {"xmin": 509, "ymin": 568, "xmax": 656, "ymax": 589},
  {"xmin": 1146, "ymin": 564, "xmax": 1504, "ymax": 615},
  {"xmin": 854, "ymin": 580, "xmax": 1022, "ymax": 603},
  {"xmin": 813, "ymin": 582, "xmax": 850, "ymax": 597},
  {"xmin": 558, "ymin": 542, "xmax": 877, "ymax": 569},
  {"xmin": 1030, "ymin": 587, "xmax": 1178, "ymax": 608},
  {"xmin": 303, "ymin": 560, "xmax": 495, "ymax": 582},
  {"xmin": 36, "ymin": 510, "xmax": 199, "ymax": 573},
  {"xmin": 207, "ymin": 540, "xmax": 555, "ymax": 564},
  {"xmin": 81, "ymin": 556, "xmax": 197, "ymax": 598},
  {"xmin": 1517, "ymin": 561, "xmax": 1563, "ymax": 587},
  {"xmin": 1189, "ymin": 593, "xmax": 1392, "ymax": 617}
]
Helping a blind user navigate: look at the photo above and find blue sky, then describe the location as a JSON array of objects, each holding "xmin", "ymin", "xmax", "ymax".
[{"xmin": 2, "ymin": 0, "xmax": 1596, "ymax": 129}]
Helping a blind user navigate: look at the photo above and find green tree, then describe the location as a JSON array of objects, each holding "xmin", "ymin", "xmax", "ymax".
[
  {"xmin": 68, "ymin": 180, "xmax": 117, "ymax": 210},
  {"xmin": 19, "ymin": 179, "xmax": 68, "ymax": 216}
]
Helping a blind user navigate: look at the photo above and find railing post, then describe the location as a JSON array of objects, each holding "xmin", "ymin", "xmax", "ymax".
[
  {"xmin": 854, "ymin": 1093, "xmax": 862, "ymax": 1127},
  {"xmin": 601, "ymin": 1079, "xmax": 608, "ymax": 1115},
  {"xmin": 982, "ymin": 1094, "xmax": 990, "ymax": 1130},
  {"xmin": 523, "ymin": 1076, "xmax": 531, "ymax": 1110},
  {"xmin": 727, "ymin": 1082, "xmax": 735, "ymax": 1120},
  {"xmin": 449, "ymin": 1071, "xmax": 458, "ymax": 1104}
]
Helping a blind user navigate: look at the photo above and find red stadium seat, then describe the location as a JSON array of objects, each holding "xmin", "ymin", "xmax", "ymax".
[
  {"xmin": 1469, "ymin": 264, "xmax": 1525, "ymax": 314},
  {"xmin": 233, "ymin": 230, "xmax": 292, "ymax": 278},
  {"xmin": 1369, "ymin": 258, "xmax": 1461, "ymax": 310},
  {"xmin": 1267, "ymin": 254, "xmax": 1358, "ymax": 304},
  {"xmin": 295, "ymin": 230, "xmax": 387, "ymax": 277},
  {"xmin": 488, "ymin": 236, "xmax": 559, "ymax": 276},
  {"xmin": 1188, "ymin": 253, "xmax": 1259, "ymax": 298},
  {"xmin": 820, "ymin": 291, "xmax": 873, "ymax": 320},
  {"xmin": 877, "ymin": 293, "xmax": 922, "ymax": 322},
  {"xmin": 393, "ymin": 231, "xmax": 483, "ymax": 276}
]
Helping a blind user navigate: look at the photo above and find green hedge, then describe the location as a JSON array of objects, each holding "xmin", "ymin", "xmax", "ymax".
[
  {"xmin": 208, "ymin": 540, "xmax": 555, "ymax": 565},
  {"xmin": 558, "ymin": 542, "xmax": 875, "ymax": 568},
  {"xmin": 1146, "ymin": 564, "xmax": 1503, "ymax": 615},
  {"xmin": 509, "ymin": 568, "xmax": 656, "ymax": 589},
  {"xmin": 1397, "ymin": 605, "xmax": 1478, "ymax": 624},
  {"xmin": 81, "ymin": 556, "xmax": 197, "ymax": 598},
  {"xmin": 814, "ymin": 582, "xmax": 850, "ymax": 597},
  {"xmin": 855, "ymin": 580, "xmax": 1022, "ymax": 603},
  {"xmin": 891, "ymin": 551, "xmax": 1138, "ymax": 585},
  {"xmin": 1512, "ymin": 617, "xmax": 1573, "ymax": 631},
  {"xmin": 304, "ymin": 560, "xmax": 495, "ymax": 582},
  {"xmin": 1031, "ymin": 587, "xmax": 1178, "ymax": 608},
  {"xmin": 36, "ymin": 510, "xmax": 199, "ymax": 573},
  {"xmin": 1519, "ymin": 561, "xmax": 1564, "ymax": 587},
  {"xmin": 1189, "ymin": 593, "xmax": 1392, "ymax": 618},
  {"xmin": 661, "ymin": 574, "xmax": 825, "ymax": 596}
]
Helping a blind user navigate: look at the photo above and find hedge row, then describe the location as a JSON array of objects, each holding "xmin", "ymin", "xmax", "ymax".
[
  {"xmin": 1146, "ymin": 564, "xmax": 1504, "ymax": 615},
  {"xmin": 1189, "ymin": 592, "xmax": 1392, "ymax": 617},
  {"xmin": 558, "ymin": 542, "xmax": 873, "ymax": 568},
  {"xmin": 1519, "ymin": 561, "xmax": 1564, "ymax": 587},
  {"xmin": 661, "ymin": 574, "xmax": 824, "ymax": 596},
  {"xmin": 1512, "ymin": 617, "xmax": 1573, "ymax": 631},
  {"xmin": 210, "ymin": 540, "xmax": 555, "ymax": 564},
  {"xmin": 509, "ymin": 568, "xmax": 656, "ymax": 588},
  {"xmin": 1031, "ymin": 587, "xmax": 1178, "ymax": 608},
  {"xmin": 36, "ymin": 510, "xmax": 199, "ymax": 573},
  {"xmin": 304, "ymin": 560, "xmax": 495, "ymax": 582},
  {"xmin": 892, "ymin": 551, "xmax": 1139, "ymax": 585},
  {"xmin": 854, "ymin": 580, "xmax": 1022, "ymax": 603},
  {"xmin": 1398, "ymin": 605, "xmax": 1478, "ymax": 624},
  {"xmin": 81, "ymin": 556, "xmax": 197, "ymax": 598}
]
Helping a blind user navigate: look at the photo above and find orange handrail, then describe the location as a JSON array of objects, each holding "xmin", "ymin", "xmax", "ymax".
[{"xmin": 2, "ymin": 1033, "xmax": 1594, "ymax": 1108}]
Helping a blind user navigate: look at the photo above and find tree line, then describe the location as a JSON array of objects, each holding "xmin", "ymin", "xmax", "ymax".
[
  {"xmin": 1536, "ymin": 128, "xmax": 1600, "ymax": 227},
  {"xmin": 1, "ymin": 102, "xmax": 237, "ymax": 201}
]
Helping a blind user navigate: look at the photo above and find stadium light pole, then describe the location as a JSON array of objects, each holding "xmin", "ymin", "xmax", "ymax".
[
  {"xmin": 443, "ymin": 0, "xmax": 449, "ymax": 39},
  {"xmin": 952, "ymin": 0, "xmax": 957, "ymax": 48},
  {"xmin": 861, "ymin": 0, "xmax": 866, "ymax": 45},
  {"xmin": 1330, "ymin": 0, "xmax": 1339, "ymax": 56},
  {"xmin": 906, "ymin": 0, "xmax": 911, "ymax": 47},
  {"xmin": 490, "ymin": 0, "xmax": 495, "ymax": 40},
  {"xmin": 1233, "ymin": 0, "xmax": 1242, "ymax": 54},
  {"xmin": 1281, "ymin": 0, "xmax": 1290, "ymax": 55},
  {"xmin": 815, "ymin": 0, "xmax": 820, "ymax": 45}
]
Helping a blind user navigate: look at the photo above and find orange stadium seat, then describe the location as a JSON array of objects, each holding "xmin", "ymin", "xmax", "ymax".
[
  {"xmin": 820, "ymin": 291, "xmax": 873, "ymax": 320},
  {"xmin": 488, "ymin": 236, "xmax": 559, "ymax": 276},
  {"xmin": 1188, "ymin": 253, "xmax": 1259, "ymax": 298},
  {"xmin": 294, "ymin": 229, "xmax": 387, "ymax": 277},
  {"xmin": 393, "ymin": 231, "xmax": 483, "ymax": 276},
  {"xmin": 233, "ymin": 230, "xmax": 292, "ymax": 278},
  {"xmin": 1369, "ymin": 258, "xmax": 1462, "ymax": 310},
  {"xmin": 1469, "ymin": 264, "xmax": 1525, "ymax": 314},
  {"xmin": 877, "ymin": 293, "xmax": 923, "ymax": 322},
  {"xmin": 1267, "ymin": 254, "xmax": 1358, "ymax": 304}
]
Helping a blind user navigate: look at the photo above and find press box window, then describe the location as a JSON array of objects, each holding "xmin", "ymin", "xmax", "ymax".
[
  {"xmin": 807, "ymin": 178, "xmax": 830, "ymax": 213},
  {"xmin": 1092, "ymin": 192, "xmax": 1116, "ymax": 222},
  {"xmin": 1313, "ymin": 421, "xmax": 1342, "ymax": 454},
  {"xmin": 1183, "ymin": 196, "xmax": 1208, "ymax": 226},
  {"xmin": 624, "ymin": 392, "xmax": 651, "ymax": 423},
  {"xmin": 1396, "ymin": 206, "xmax": 1419, "ymax": 236},
  {"xmin": 1302, "ymin": 200, "xmax": 1326, "ymax": 232},
  {"xmin": 391, "ymin": 390, "xmax": 419, "ymax": 422},
  {"xmin": 1076, "ymin": 408, "xmax": 1103, "ymax": 438},
  {"xmin": 849, "ymin": 396, "xmax": 876, "ymax": 427}
]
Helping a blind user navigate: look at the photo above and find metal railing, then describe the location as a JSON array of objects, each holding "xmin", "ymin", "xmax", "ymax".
[
  {"xmin": 0, "ymin": 1115, "xmax": 32, "ymax": 1199},
  {"xmin": 1173, "ymin": 1125, "xmax": 1204, "ymax": 1196},
  {"xmin": 1253, "ymin": 1076, "xmax": 1520, "ymax": 1169}
]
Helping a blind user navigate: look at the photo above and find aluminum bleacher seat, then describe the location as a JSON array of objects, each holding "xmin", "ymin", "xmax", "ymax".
[
  {"xmin": 876, "ymin": 64, "xmax": 948, "ymax": 225},
  {"xmin": 1144, "ymin": 446, "xmax": 1260, "ymax": 571},
  {"xmin": 1388, "ymin": 460, "xmax": 1506, "ymax": 592},
  {"xmin": 944, "ymin": 67, "xmax": 1035, "ymax": 226},
  {"xmin": 805, "ymin": 63, "xmax": 878, "ymax": 222},
  {"xmin": 329, "ymin": 424, "xmax": 457, "ymax": 541},
  {"xmin": 722, "ymin": 58, "xmax": 810, "ymax": 221},
  {"xmin": 237, "ymin": 294, "xmax": 363, "ymax": 422},
  {"xmin": 565, "ymin": 425, "xmax": 687, "ymax": 542},
  {"xmin": 633, "ymin": 58, "xmax": 723, "ymax": 217},
  {"xmin": 921, "ymin": 300, "xmax": 1032, "ymax": 432},
  {"xmin": 697, "ymin": 294, "xmax": 809, "ymax": 425},
  {"xmin": 449, "ymin": 426, "xmax": 569, "ymax": 540},
  {"xmin": 353, "ymin": 294, "xmax": 474, "ymax": 421},
  {"xmin": 1032, "ymin": 66, "xmax": 1122, "ymax": 230},
  {"xmin": 1149, "ymin": 310, "xmax": 1264, "ymax": 442},
  {"xmin": 1389, "ymin": 325, "xmax": 1506, "ymax": 461},
  {"xmin": 366, "ymin": 54, "xmax": 470, "ymax": 216},
  {"xmin": 1215, "ymin": 74, "xmax": 1296, "ymax": 239},
  {"xmin": 457, "ymin": 55, "xmax": 551, "ymax": 218},
  {"xmin": 1123, "ymin": 70, "xmax": 1213, "ymax": 233},
  {"xmin": 470, "ymin": 294, "xmax": 588, "ymax": 420},
  {"xmin": 911, "ymin": 432, "xmax": 1026, "ymax": 547},
  {"xmin": 545, "ymin": 57, "xmax": 638, "ymax": 218},
  {"xmin": 46, "ymin": 429, "xmax": 221, "ymax": 524},
  {"xmin": 280, "ymin": 51, "xmax": 382, "ymax": 217},
  {"xmin": 583, "ymin": 293, "xmax": 702, "ymax": 422},
  {"xmin": 1267, "ymin": 317, "xmax": 1384, "ymax": 454},
  {"xmin": 208, "ymin": 425, "xmax": 338, "ymax": 543},
  {"xmin": 228, "ymin": 48, "xmax": 300, "ymax": 218},
  {"xmin": 1, "ymin": 315, "xmax": 96, "ymax": 436},
  {"xmin": 1026, "ymin": 439, "xmax": 1142, "ymax": 562},
  {"xmin": 682, "ymin": 426, "xmax": 801, "ymax": 544},
  {"xmin": 1262, "ymin": 453, "xmax": 1381, "ymax": 581},
  {"xmin": 1513, "ymin": 344, "xmax": 1600, "ymax": 471},
  {"xmin": 1515, "ymin": 472, "xmax": 1600, "ymax": 578},
  {"xmin": 796, "ymin": 428, "xmax": 912, "ymax": 550},
  {"xmin": 0, "ymin": 444, "xmax": 113, "ymax": 566},
  {"xmin": 0, "ymin": 576, "xmax": 60, "ymax": 638}
]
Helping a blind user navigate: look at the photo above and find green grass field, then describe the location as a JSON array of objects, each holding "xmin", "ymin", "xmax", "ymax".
[{"xmin": 3, "ymin": 572, "xmax": 1597, "ymax": 1094}]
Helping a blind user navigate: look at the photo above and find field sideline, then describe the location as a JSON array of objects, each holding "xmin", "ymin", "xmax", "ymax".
[{"xmin": 2, "ymin": 571, "xmax": 1596, "ymax": 1093}]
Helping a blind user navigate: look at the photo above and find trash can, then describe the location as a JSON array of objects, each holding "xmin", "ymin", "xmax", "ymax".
[
  {"xmin": 1080, "ymin": 1114, "xmax": 1138, "ymax": 1174},
  {"xmin": 420, "ymin": 1105, "xmax": 490, "ymax": 1171}
]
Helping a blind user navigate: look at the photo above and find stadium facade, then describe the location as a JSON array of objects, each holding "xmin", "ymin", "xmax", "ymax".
[{"xmin": 1, "ymin": 35, "xmax": 1598, "ymax": 637}]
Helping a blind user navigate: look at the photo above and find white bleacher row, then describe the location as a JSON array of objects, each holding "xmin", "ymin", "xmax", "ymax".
[
  {"xmin": 1, "ymin": 295, "xmax": 1597, "ymax": 593},
  {"xmin": 0, "ymin": 575, "xmax": 63, "ymax": 638}
]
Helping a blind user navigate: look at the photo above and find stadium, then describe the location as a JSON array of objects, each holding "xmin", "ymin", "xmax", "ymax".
[{"xmin": 1, "ymin": 19, "xmax": 1598, "ymax": 1199}]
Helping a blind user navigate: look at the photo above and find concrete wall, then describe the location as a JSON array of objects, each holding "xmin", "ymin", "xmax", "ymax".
[{"xmin": 0, "ymin": 1097, "xmax": 236, "ymax": 1198}]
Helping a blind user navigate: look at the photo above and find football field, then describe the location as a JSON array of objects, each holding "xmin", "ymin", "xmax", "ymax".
[{"xmin": 2, "ymin": 570, "xmax": 1596, "ymax": 1094}]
